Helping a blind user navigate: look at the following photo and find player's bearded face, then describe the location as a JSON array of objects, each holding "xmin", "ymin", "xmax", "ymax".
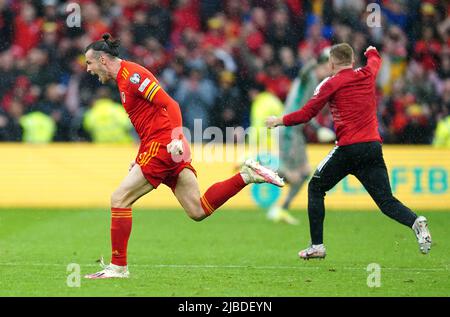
[
  {"xmin": 89, "ymin": 64, "xmax": 109, "ymax": 83},
  {"xmin": 95, "ymin": 67, "xmax": 109, "ymax": 84},
  {"xmin": 85, "ymin": 51, "xmax": 110, "ymax": 84}
]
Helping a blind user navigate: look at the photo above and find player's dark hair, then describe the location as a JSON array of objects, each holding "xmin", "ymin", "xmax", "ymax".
[
  {"xmin": 330, "ymin": 43, "xmax": 354, "ymax": 66},
  {"xmin": 84, "ymin": 33, "xmax": 120, "ymax": 57}
]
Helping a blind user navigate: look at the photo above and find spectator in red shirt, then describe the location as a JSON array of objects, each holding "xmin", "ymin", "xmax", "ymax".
[
  {"xmin": 202, "ymin": 15, "xmax": 227, "ymax": 49},
  {"xmin": 171, "ymin": 0, "xmax": 201, "ymax": 45},
  {"xmin": 298, "ymin": 21, "xmax": 331, "ymax": 58},
  {"xmin": 414, "ymin": 26, "xmax": 442, "ymax": 71},
  {"xmin": 256, "ymin": 61, "xmax": 292, "ymax": 101},
  {"xmin": 13, "ymin": 2, "xmax": 42, "ymax": 57},
  {"xmin": 82, "ymin": 2, "xmax": 109, "ymax": 41}
]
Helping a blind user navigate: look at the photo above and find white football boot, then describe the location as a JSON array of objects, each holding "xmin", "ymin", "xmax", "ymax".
[
  {"xmin": 84, "ymin": 257, "xmax": 130, "ymax": 279},
  {"xmin": 412, "ymin": 216, "xmax": 432, "ymax": 254},
  {"xmin": 240, "ymin": 159, "xmax": 285, "ymax": 187},
  {"xmin": 298, "ymin": 244, "xmax": 326, "ymax": 260}
]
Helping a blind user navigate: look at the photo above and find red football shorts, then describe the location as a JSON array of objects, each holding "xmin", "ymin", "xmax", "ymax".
[{"xmin": 136, "ymin": 138, "xmax": 197, "ymax": 192}]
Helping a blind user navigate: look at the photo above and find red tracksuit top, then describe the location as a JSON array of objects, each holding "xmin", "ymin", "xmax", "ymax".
[{"xmin": 282, "ymin": 48, "xmax": 382, "ymax": 146}]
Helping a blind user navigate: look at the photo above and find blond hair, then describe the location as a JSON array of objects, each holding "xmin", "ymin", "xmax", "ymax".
[{"xmin": 330, "ymin": 43, "xmax": 354, "ymax": 66}]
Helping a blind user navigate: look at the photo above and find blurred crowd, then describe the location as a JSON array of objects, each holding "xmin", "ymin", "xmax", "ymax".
[{"xmin": 0, "ymin": 0, "xmax": 449, "ymax": 145}]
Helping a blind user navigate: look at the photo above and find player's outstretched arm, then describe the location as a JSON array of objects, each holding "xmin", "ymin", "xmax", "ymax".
[
  {"xmin": 279, "ymin": 77, "xmax": 335, "ymax": 127},
  {"xmin": 364, "ymin": 46, "xmax": 382, "ymax": 76}
]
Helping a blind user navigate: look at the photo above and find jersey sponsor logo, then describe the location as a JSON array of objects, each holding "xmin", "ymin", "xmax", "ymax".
[
  {"xmin": 121, "ymin": 91, "xmax": 126, "ymax": 103},
  {"xmin": 130, "ymin": 73, "xmax": 141, "ymax": 84},
  {"xmin": 138, "ymin": 78, "xmax": 151, "ymax": 92}
]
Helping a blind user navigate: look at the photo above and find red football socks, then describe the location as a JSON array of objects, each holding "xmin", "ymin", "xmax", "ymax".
[
  {"xmin": 109, "ymin": 174, "xmax": 246, "ymax": 264},
  {"xmin": 200, "ymin": 173, "xmax": 246, "ymax": 216},
  {"xmin": 110, "ymin": 207, "xmax": 132, "ymax": 266}
]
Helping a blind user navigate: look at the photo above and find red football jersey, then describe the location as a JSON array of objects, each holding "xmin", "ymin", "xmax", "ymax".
[
  {"xmin": 282, "ymin": 49, "xmax": 382, "ymax": 146},
  {"xmin": 116, "ymin": 60, "xmax": 183, "ymax": 143}
]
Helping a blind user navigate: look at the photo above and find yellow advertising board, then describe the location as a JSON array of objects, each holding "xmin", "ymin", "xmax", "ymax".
[{"xmin": 0, "ymin": 144, "xmax": 448, "ymax": 210}]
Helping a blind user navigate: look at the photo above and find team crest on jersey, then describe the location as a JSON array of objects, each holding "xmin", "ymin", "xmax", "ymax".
[
  {"xmin": 130, "ymin": 73, "xmax": 141, "ymax": 84},
  {"xmin": 121, "ymin": 91, "xmax": 126, "ymax": 103}
]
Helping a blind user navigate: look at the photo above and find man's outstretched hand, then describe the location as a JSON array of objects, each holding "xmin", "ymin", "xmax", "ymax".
[{"xmin": 265, "ymin": 116, "xmax": 283, "ymax": 129}]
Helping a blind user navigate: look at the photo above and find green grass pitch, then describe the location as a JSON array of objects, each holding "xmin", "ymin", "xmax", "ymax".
[{"xmin": 0, "ymin": 208, "xmax": 449, "ymax": 297}]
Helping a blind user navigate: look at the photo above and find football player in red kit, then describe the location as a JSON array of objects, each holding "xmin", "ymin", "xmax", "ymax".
[
  {"xmin": 266, "ymin": 44, "xmax": 431, "ymax": 259},
  {"xmin": 84, "ymin": 34, "xmax": 284, "ymax": 279}
]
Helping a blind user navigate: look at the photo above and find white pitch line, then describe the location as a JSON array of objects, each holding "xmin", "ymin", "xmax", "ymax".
[
  {"xmin": 0, "ymin": 263, "xmax": 319, "ymax": 270},
  {"xmin": 0, "ymin": 263, "xmax": 448, "ymax": 272}
]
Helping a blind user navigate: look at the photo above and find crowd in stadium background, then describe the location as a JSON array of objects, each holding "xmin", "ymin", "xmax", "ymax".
[{"xmin": 0, "ymin": 0, "xmax": 449, "ymax": 145}]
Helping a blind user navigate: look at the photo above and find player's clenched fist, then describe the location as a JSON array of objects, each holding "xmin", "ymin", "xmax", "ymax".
[
  {"xmin": 365, "ymin": 46, "xmax": 377, "ymax": 54},
  {"xmin": 167, "ymin": 139, "xmax": 184, "ymax": 155},
  {"xmin": 265, "ymin": 116, "xmax": 283, "ymax": 129}
]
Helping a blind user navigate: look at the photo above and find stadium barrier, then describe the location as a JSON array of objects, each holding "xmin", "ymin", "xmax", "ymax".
[{"xmin": 0, "ymin": 144, "xmax": 448, "ymax": 210}]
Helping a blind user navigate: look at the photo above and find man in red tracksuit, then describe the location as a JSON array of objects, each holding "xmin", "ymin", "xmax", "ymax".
[{"xmin": 266, "ymin": 43, "xmax": 432, "ymax": 259}]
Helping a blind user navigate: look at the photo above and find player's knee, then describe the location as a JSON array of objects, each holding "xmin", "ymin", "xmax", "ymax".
[
  {"xmin": 190, "ymin": 214, "xmax": 205, "ymax": 222},
  {"xmin": 111, "ymin": 188, "xmax": 129, "ymax": 208},
  {"xmin": 376, "ymin": 195, "xmax": 397, "ymax": 211},
  {"xmin": 308, "ymin": 178, "xmax": 323, "ymax": 195},
  {"xmin": 190, "ymin": 209, "xmax": 207, "ymax": 222},
  {"xmin": 186, "ymin": 205, "xmax": 207, "ymax": 222}
]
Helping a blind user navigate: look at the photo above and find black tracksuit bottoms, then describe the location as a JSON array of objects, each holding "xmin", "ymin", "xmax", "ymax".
[{"xmin": 308, "ymin": 141, "xmax": 418, "ymax": 245}]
